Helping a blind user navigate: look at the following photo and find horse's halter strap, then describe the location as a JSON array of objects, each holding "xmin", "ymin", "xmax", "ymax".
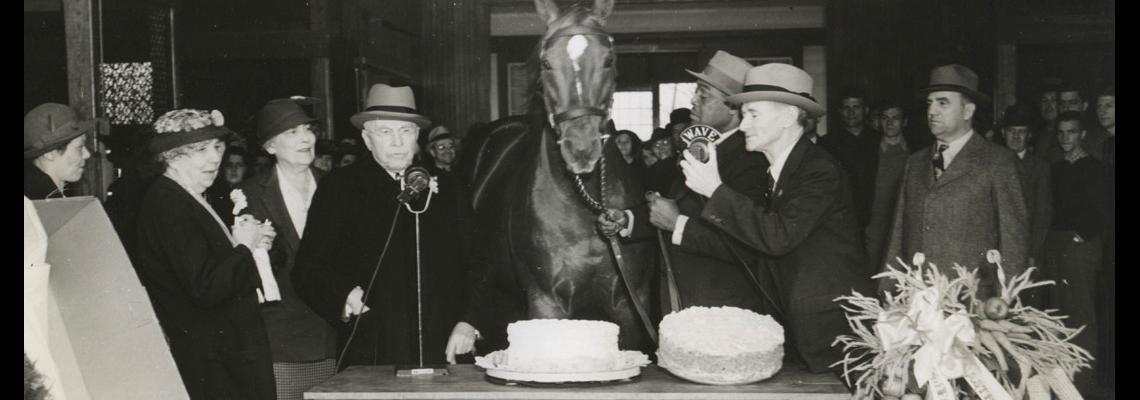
[{"xmin": 542, "ymin": 24, "xmax": 614, "ymax": 129}]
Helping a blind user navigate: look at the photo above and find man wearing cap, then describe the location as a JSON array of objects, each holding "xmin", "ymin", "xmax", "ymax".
[
  {"xmin": 292, "ymin": 84, "xmax": 476, "ymax": 367},
  {"xmin": 24, "ymin": 103, "xmax": 95, "ymax": 199},
  {"xmin": 676, "ymin": 63, "xmax": 871, "ymax": 372},
  {"xmin": 1002, "ymin": 104, "xmax": 1052, "ymax": 269},
  {"xmin": 881, "ymin": 64, "xmax": 1029, "ymax": 296},
  {"xmin": 424, "ymin": 125, "xmax": 458, "ymax": 177},
  {"xmin": 239, "ymin": 98, "xmax": 336, "ymax": 400},
  {"xmin": 642, "ymin": 50, "xmax": 771, "ymax": 312}
]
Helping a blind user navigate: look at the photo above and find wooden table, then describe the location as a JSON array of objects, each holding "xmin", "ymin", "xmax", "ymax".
[{"xmin": 304, "ymin": 364, "xmax": 851, "ymax": 399}]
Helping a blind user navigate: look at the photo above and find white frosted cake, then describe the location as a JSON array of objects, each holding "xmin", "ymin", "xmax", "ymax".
[
  {"xmin": 475, "ymin": 319, "xmax": 649, "ymax": 376},
  {"xmin": 657, "ymin": 306, "xmax": 785, "ymax": 385}
]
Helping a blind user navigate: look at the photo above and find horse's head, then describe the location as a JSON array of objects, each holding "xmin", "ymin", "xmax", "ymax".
[{"xmin": 535, "ymin": 0, "xmax": 616, "ymax": 174}]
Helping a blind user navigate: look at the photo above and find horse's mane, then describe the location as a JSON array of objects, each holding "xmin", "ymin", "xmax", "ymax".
[{"xmin": 524, "ymin": 4, "xmax": 608, "ymax": 127}]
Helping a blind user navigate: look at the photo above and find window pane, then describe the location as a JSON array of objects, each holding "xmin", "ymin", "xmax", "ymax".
[
  {"xmin": 658, "ymin": 82, "xmax": 696, "ymax": 128},
  {"xmin": 612, "ymin": 91, "xmax": 654, "ymax": 141}
]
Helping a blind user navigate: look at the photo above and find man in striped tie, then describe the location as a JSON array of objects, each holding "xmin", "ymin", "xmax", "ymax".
[{"xmin": 879, "ymin": 64, "xmax": 1029, "ymax": 299}]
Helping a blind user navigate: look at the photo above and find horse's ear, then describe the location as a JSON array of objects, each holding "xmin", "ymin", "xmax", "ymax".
[
  {"xmin": 533, "ymin": 0, "xmax": 560, "ymax": 24},
  {"xmin": 592, "ymin": 0, "xmax": 614, "ymax": 21}
]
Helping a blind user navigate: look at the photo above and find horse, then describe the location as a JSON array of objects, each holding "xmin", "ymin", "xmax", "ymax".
[{"xmin": 461, "ymin": 0, "xmax": 657, "ymax": 353}]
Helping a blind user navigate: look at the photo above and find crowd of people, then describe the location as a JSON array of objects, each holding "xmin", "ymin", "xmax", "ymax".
[{"xmin": 23, "ymin": 48, "xmax": 1114, "ymax": 399}]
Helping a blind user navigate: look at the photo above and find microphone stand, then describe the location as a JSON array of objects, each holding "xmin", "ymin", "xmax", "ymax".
[{"xmin": 395, "ymin": 185, "xmax": 448, "ymax": 377}]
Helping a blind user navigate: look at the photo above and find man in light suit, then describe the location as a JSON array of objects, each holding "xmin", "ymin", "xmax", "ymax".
[
  {"xmin": 881, "ymin": 64, "xmax": 1029, "ymax": 297},
  {"xmin": 678, "ymin": 63, "xmax": 871, "ymax": 372}
]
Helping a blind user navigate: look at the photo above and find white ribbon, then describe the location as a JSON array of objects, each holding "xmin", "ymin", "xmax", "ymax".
[{"xmin": 875, "ymin": 288, "xmax": 977, "ymax": 389}]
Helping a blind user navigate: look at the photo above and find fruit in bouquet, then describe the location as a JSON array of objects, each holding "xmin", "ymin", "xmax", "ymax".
[{"xmin": 982, "ymin": 297, "xmax": 1009, "ymax": 320}]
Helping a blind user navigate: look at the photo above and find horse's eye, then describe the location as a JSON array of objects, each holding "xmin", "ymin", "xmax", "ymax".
[
  {"xmin": 604, "ymin": 56, "xmax": 614, "ymax": 68},
  {"xmin": 541, "ymin": 59, "xmax": 553, "ymax": 70}
]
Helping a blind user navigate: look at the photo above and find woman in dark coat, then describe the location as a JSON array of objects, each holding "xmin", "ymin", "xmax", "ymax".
[{"xmin": 134, "ymin": 108, "xmax": 277, "ymax": 400}]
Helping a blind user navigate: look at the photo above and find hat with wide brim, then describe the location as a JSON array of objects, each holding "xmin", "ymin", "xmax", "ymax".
[
  {"xmin": 149, "ymin": 109, "xmax": 234, "ymax": 153},
  {"xmin": 256, "ymin": 97, "xmax": 320, "ymax": 145},
  {"xmin": 916, "ymin": 64, "xmax": 991, "ymax": 104},
  {"xmin": 685, "ymin": 50, "xmax": 752, "ymax": 96},
  {"xmin": 24, "ymin": 103, "xmax": 97, "ymax": 159},
  {"xmin": 727, "ymin": 63, "xmax": 825, "ymax": 117},
  {"xmin": 351, "ymin": 84, "xmax": 432, "ymax": 129}
]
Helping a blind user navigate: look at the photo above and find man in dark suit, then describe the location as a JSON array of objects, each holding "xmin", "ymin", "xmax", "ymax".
[
  {"xmin": 882, "ymin": 64, "xmax": 1029, "ymax": 297},
  {"xmin": 1000, "ymin": 104, "xmax": 1051, "ymax": 270},
  {"xmin": 645, "ymin": 50, "xmax": 770, "ymax": 313},
  {"xmin": 292, "ymin": 84, "xmax": 475, "ymax": 368},
  {"xmin": 677, "ymin": 63, "xmax": 872, "ymax": 373},
  {"xmin": 819, "ymin": 88, "xmax": 880, "ymax": 229},
  {"xmin": 240, "ymin": 98, "xmax": 336, "ymax": 400}
]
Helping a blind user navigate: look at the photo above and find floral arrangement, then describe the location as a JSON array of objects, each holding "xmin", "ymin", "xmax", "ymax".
[
  {"xmin": 153, "ymin": 109, "xmax": 225, "ymax": 134},
  {"xmin": 832, "ymin": 251, "xmax": 1093, "ymax": 400}
]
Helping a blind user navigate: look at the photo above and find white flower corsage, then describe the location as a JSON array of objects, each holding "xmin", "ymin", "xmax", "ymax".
[
  {"xmin": 230, "ymin": 189, "xmax": 248, "ymax": 215},
  {"xmin": 429, "ymin": 176, "xmax": 440, "ymax": 194}
]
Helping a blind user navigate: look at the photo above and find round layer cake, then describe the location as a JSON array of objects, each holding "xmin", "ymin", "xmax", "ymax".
[
  {"xmin": 504, "ymin": 319, "xmax": 629, "ymax": 373},
  {"xmin": 657, "ymin": 306, "xmax": 784, "ymax": 385}
]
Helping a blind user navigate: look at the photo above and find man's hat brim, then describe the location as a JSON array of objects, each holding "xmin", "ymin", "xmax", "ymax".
[
  {"xmin": 726, "ymin": 91, "xmax": 825, "ymax": 117},
  {"xmin": 685, "ymin": 69, "xmax": 735, "ymax": 96},
  {"xmin": 24, "ymin": 120, "xmax": 96, "ymax": 159},
  {"xmin": 917, "ymin": 84, "xmax": 992, "ymax": 104},
  {"xmin": 351, "ymin": 111, "xmax": 432, "ymax": 130}
]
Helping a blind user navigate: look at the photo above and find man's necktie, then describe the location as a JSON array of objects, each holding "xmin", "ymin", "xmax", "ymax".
[
  {"xmin": 932, "ymin": 143, "xmax": 949, "ymax": 180},
  {"xmin": 763, "ymin": 171, "xmax": 775, "ymax": 208}
]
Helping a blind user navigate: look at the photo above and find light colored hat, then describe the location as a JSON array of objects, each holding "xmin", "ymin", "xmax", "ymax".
[
  {"xmin": 351, "ymin": 84, "xmax": 431, "ymax": 129},
  {"xmin": 916, "ymin": 64, "xmax": 991, "ymax": 104},
  {"xmin": 726, "ymin": 63, "xmax": 825, "ymax": 117},
  {"xmin": 686, "ymin": 51, "xmax": 752, "ymax": 96},
  {"xmin": 24, "ymin": 103, "xmax": 96, "ymax": 159},
  {"xmin": 149, "ymin": 109, "xmax": 233, "ymax": 153},
  {"xmin": 427, "ymin": 125, "xmax": 453, "ymax": 144}
]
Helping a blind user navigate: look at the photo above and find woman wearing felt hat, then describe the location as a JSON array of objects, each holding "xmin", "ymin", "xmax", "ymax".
[
  {"xmin": 238, "ymin": 97, "xmax": 338, "ymax": 400},
  {"xmin": 134, "ymin": 109, "xmax": 277, "ymax": 399},
  {"xmin": 23, "ymin": 103, "xmax": 96, "ymax": 199}
]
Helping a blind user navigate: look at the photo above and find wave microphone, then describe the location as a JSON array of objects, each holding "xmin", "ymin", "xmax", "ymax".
[{"xmin": 397, "ymin": 166, "xmax": 432, "ymax": 203}]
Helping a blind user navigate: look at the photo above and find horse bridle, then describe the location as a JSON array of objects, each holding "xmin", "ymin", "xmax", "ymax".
[{"xmin": 541, "ymin": 24, "xmax": 614, "ymax": 129}]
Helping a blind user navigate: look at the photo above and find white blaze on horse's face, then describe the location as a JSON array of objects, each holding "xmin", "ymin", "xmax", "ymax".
[{"xmin": 567, "ymin": 35, "xmax": 588, "ymax": 99}]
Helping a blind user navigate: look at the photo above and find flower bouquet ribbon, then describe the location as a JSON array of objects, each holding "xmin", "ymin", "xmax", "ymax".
[
  {"xmin": 231, "ymin": 189, "xmax": 281, "ymax": 303},
  {"xmin": 875, "ymin": 288, "xmax": 1010, "ymax": 400}
]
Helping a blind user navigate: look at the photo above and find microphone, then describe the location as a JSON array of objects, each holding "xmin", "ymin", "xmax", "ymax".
[{"xmin": 397, "ymin": 166, "xmax": 432, "ymax": 203}]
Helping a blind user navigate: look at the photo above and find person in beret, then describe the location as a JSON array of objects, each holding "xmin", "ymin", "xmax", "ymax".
[
  {"xmin": 134, "ymin": 108, "xmax": 277, "ymax": 399},
  {"xmin": 24, "ymin": 103, "xmax": 95, "ymax": 199}
]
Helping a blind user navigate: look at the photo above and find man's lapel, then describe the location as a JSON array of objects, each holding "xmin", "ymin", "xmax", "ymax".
[
  {"xmin": 933, "ymin": 134, "xmax": 983, "ymax": 189},
  {"xmin": 772, "ymin": 138, "xmax": 811, "ymax": 202}
]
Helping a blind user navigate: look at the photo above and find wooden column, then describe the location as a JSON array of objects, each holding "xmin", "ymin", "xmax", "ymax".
[
  {"xmin": 310, "ymin": 0, "xmax": 334, "ymax": 139},
  {"xmin": 825, "ymin": 0, "xmax": 904, "ymax": 125},
  {"xmin": 995, "ymin": 44, "xmax": 1017, "ymax": 118},
  {"xmin": 63, "ymin": 0, "xmax": 104, "ymax": 198},
  {"xmin": 420, "ymin": 0, "xmax": 491, "ymax": 140}
]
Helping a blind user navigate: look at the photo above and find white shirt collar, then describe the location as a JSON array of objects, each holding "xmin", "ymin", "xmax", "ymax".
[
  {"xmin": 275, "ymin": 164, "xmax": 317, "ymax": 238},
  {"xmin": 767, "ymin": 138, "xmax": 799, "ymax": 187},
  {"xmin": 1017, "ymin": 149, "xmax": 1027, "ymax": 160},
  {"xmin": 937, "ymin": 129, "xmax": 974, "ymax": 168}
]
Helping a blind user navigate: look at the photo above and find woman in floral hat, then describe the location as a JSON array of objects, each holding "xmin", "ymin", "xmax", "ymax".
[{"xmin": 134, "ymin": 109, "xmax": 277, "ymax": 399}]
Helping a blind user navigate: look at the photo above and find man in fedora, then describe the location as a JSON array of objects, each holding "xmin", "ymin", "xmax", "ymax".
[
  {"xmin": 292, "ymin": 84, "xmax": 477, "ymax": 367},
  {"xmin": 24, "ymin": 103, "xmax": 95, "ymax": 199},
  {"xmin": 881, "ymin": 64, "xmax": 1029, "ymax": 296},
  {"xmin": 424, "ymin": 125, "xmax": 457, "ymax": 176},
  {"xmin": 1002, "ymin": 104, "xmax": 1051, "ymax": 270},
  {"xmin": 677, "ymin": 63, "xmax": 871, "ymax": 373},
  {"xmin": 238, "ymin": 97, "xmax": 337, "ymax": 400},
  {"xmin": 642, "ymin": 50, "xmax": 772, "ymax": 313}
]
